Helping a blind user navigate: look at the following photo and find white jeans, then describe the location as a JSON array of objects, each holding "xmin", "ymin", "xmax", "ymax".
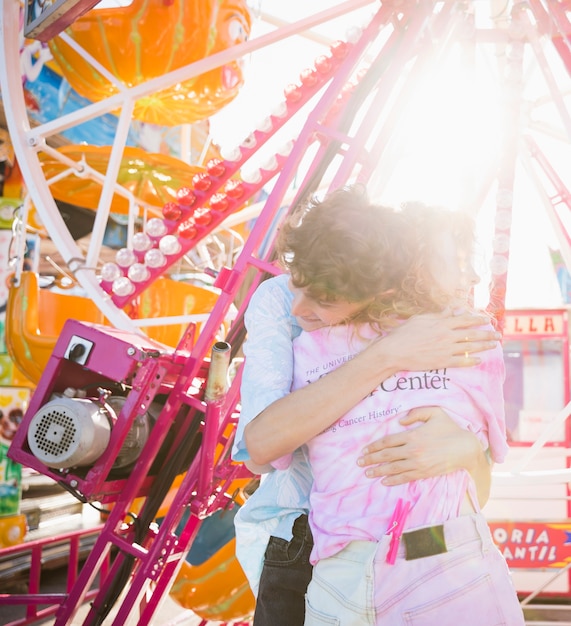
[{"xmin": 304, "ymin": 514, "xmax": 525, "ymax": 626}]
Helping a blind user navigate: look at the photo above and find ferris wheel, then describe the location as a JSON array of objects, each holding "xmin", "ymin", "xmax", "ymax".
[
  {"xmin": 2, "ymin": 1, "xmax": 571, "ymax": 624},
  {"xmin": 1, "ymin": 0, "xmax": 569, "ymax": 334}
]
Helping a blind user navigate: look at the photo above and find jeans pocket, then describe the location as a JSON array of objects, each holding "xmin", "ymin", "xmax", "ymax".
[
  {"xmin": 264, "ymin": 533, "xmax": 308, "ymax": 566},
  {"xmin": 403, "ymin": 574, "xmax": 506, "ymax": 626},
  {"xmin": 305, "ymin": 598, "xmax": 340, "ymax": 625}
]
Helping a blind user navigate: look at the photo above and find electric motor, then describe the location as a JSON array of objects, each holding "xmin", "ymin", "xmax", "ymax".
[{"xmin": 27, "ymin": 396, "xmax": 113, "ymax": 469}]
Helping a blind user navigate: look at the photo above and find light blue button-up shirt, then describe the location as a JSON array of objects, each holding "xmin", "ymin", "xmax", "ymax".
[{"xmin": 232, "ymin": 274, "xmax": 312, "ymax": 595}]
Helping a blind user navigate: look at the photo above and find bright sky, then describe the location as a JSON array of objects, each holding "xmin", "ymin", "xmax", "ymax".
[
  {"xmin": 209, "ymin": 1, "xmax": 569, "ymax": 310},
  {"xmin": 210, "ymin": 1, "xmax": 373, "ymax": 144}
]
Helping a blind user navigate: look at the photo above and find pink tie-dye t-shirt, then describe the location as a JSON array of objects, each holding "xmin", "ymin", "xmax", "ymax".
[{"xmin": 288, "ymin": 322, "xmax": 507, "ymax": 564}]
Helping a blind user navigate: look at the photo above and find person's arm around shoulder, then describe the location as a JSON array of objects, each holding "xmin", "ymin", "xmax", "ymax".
[
  {"xmin": 357, "ymin": 407, "xmax": 492, "ymax": 507},
  {"xmin": 245, "ymin": 310, "xmax": 501, "ymax": 466}
]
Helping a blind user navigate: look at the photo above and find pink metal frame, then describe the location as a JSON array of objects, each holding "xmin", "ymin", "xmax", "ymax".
[
  {"xmin": 0, "ymin": 525, "xmax": 107, "ymax": 626},
  {"xmin": 2, "ymin": 0, "xmax": 571, "ymax": 623}
]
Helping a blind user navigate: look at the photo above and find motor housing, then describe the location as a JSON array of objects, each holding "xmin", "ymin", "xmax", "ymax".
[{"xmin": 28, "ymin": 396, "xmax": 112, "ymax": 469}]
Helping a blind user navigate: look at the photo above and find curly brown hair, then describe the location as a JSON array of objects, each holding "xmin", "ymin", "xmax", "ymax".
[
  {"xmin": 394, "ymin": 201, "xmax": 477, "ymax": 319},
  {"xmin": 276, "ymin": 188, "xmax": 478, "ymax": 331},
  {"xmin": 276, "ymin": 187, "xmax": 410, "ymax": 328}
]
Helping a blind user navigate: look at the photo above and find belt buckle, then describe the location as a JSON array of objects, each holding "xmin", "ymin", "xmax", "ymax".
[{"xmin": 403, "ymin": 525, "xmax": 447, "ymax": 560}]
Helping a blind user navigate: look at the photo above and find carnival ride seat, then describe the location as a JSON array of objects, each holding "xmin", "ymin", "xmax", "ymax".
[
  {"xmin": 171, "ymin": 537, "xmax": 255, "ymax": 623},
  {"xmin": 46, "ymin": 0, "xmax": 252, "ymax": 125},
  {"xmin": 5, "ymin": 271, "xmax": 105, "ymax": 384},
  {"xmin": 136, "ymin": 277, "xmax": 222, "ymax": 348},
  {"xmin": 5, "ymin": 272, "xmax": 222, "ymax": 384},
  {"xmin": 169, "ymin": 505, "xmax": 255, "ymax": 622}
]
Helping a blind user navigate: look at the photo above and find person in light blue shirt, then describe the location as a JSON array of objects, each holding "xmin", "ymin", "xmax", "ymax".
[{"xmin": 233, "ymin": 274, "xmax": 309, "ymax": 605}]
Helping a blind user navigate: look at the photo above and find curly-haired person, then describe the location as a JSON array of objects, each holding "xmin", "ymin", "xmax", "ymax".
[{"xmin": 233, "ymin": 187, "xmax": 515, "ymax": 625}]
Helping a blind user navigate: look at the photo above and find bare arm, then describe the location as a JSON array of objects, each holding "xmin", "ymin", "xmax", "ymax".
[
  {"xmin": 244, "ymin": 311, "xmax": 500, "ymax": 466},
  {"xmin": 244, "ymin": 458, "xmax": 273, "ymax": 475},
  {"xmin": 357, "ymin": 407, "xmax": 492, "ymax": 506}
]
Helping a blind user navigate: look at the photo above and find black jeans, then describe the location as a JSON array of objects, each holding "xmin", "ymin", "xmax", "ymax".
[{"xmin": 253, "ymin": 513, "xmax": 314, "ymax": 626}]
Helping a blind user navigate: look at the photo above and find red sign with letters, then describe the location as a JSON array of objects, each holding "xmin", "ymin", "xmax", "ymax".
[
  {"xmin": 503, "ymin": 312, "xmax": 565, "ymax": 337},
  {"xmin": 489, "ymin": 521, "xmax": 571, "ymax": 568}
]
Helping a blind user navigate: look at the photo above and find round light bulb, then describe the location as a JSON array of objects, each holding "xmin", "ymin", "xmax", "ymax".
[
  {"xmin": 115, "ymin": 248, "xmax": 137, "ymax": 268},
  {"xmin": 240, "ymin": 133, "xmax": 257, "ymax": 150},
  {"xmin": 495, "ymin": 209, "xmax": 512, "ymax": 230},
  {"xmin": 496, "ymin": 190, "xmax": 513, "ymax": 210},
  {"xmin": 271, "ymin": 102, "xmax": 288, "ymax": 118},
  {"xmin": 144, "ymin": 248, "xmax": 167, "ymax": 268},
  {"xmin": 241, "ymin": 168, "xmax": 262, "ymax": 184},
  {"xmin": 132, "ymin": 232, "xmax": 152, "ymax": 252},
  {"xmin": 158, "ymin": 235, "xmax": 182, "ymax": 255},
  {"xmin": 346, "ymin": 26, "xmax": 363, "ymax": 44},
  {"xmin": 145, "ymin": 217, "xmax": 168, "ymax": 238},
  {"xmin": 490, "ymin": 255, "xmax": 509, "ymax": 275},
  {"xmin": 220, "ymin": 146, "xmax": 242, "ymax": 162},
  {"xmin": 262, "ymin": 155, "xmax": 279, "ymax": 172},
  {"xmin": 100, "ymin": 262, "xmax": 122, "ymax": 282},
  {"xmin": 127, "ymin": 263, "xmax": 151, "ymax": 283},
  {"xmin": 494, "ymin": 233, "xmax": 510, "ymax": 254},
  {"xmin": 112, "ymin": 277, "xmax": 135, "ymax": 297},
  {"xmin": 256, "ymin": 117, "xmax": 273, "ymax": 133},
  {"xmin": 277, "ymin": 140, "xmax": 294, "ymax": 157}
]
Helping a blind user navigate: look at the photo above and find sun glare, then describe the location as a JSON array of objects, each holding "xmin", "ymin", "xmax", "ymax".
[
  {"xmin": 210, "ymin": 1, "xmax": 569, "ymax": 310},
  {"xmin": 379, "ymin": 45, "xmax": 502, "ymax": 211}
]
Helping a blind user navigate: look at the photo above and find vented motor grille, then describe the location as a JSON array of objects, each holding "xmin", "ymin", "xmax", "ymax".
[
  {"xmin": 32, "ymin": 410, "xmax": 77, "ymax": 458},
  {"xmin": 28, "ymin": 397, "xmax": 112, "ymax": 469}
]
